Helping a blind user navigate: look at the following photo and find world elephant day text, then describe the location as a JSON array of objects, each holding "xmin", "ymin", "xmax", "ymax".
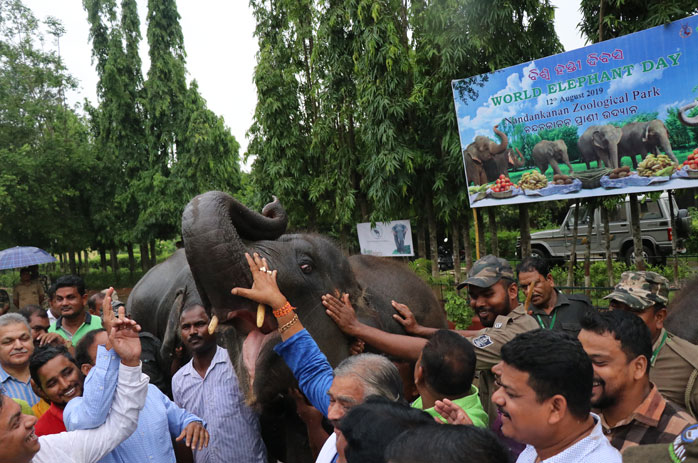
[{"xmin": 490, "ymin": 51, "xmax": 681, "ymax": 106}]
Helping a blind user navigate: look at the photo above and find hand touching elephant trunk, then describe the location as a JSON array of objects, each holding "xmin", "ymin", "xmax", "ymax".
[
  {"xmin": 181, "ymin": 191, "xmax": 288, "ymax": 327},
  {"xmin": 678, "ymin": 101, "xmax": 698, "ymax": 127}
]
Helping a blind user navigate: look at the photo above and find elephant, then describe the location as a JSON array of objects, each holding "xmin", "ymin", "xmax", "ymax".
[
  {"xmin": 678, "ymin": 101, "xmax": 698, "ymax": 127},
  {"xmin": 391, "ymin": 223, "xmax": 408, "ymax": 254},
  {"xmin": 665, "ymin": 274, "xmax": 698, "ymax": 345},
  {"xmin": 463, "ymin": 125, "xmax": 509, "ymax": 185},
  {"xmin": 127, "ymin": 191, "xmax": 448, "ymax": 463},
  {"xmin": 577, "ymin": 124, "xmax": 623, "ymax": 169},
  {"xmin": 484, "ymin": 147, "xmax": 526, "ymax": 182},
  {"xmin": 531, "ymin": 139, "xmax": 574, "ymax": 176},
  {"xmin": 617, "ymin": 120, "xmax": 677, "ymax": 168}
]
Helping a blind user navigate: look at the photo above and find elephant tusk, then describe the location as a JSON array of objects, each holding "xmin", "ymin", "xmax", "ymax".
[
  {"xmin": 208, "ymin": 315, "xmax": 219, "ymax": 334},
  {"xmin": 257, "ymin": 304, "xmax": 265, "ymax": 328}
]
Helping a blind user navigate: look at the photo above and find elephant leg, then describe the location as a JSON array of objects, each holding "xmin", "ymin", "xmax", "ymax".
[
  {"xmin": 549, "ymin": 159, "xmax": 563, "ymax": 176},
  {"xmin": 536, "ymin": 160, "xmax": 549, "ymax": 175},
  {"xmin": 564, "ymin": 160, "xmax": 574, "ymax": 174}
]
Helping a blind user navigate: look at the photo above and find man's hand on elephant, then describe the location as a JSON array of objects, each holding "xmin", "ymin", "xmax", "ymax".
[
  {"xmin": 434, "ymin": 398, "xmax": 473, "ymax": 426},
  {"xmin": 349, "ymin": 338, "xmax": 365, "ymax": 356},
  {"xmin": 323, "ymin": 293, "xmax": 362, "ymax": 336},
  {"xmin": 391, "ymin": 301, "xmax": 420, "ymax": 334},
  {"xmin": 231, "ymin": 253, "xmax": 288, "ymax": 310},
  {"xmin": 176, "ymin": 421, "xmax": 209, "ymax": 450}
]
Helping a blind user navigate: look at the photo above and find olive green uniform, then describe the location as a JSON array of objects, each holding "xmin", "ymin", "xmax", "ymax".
[
  {"xmin": 651, "ymin": 328, "xmax": 698, "ymax": 419},
  {"xmin": 468, "ymin": 306, "xmax": 539, "ymax": 424},
  {"xmin": 523, "ymin": 289, "xmax": 592, "ymax": 335}
]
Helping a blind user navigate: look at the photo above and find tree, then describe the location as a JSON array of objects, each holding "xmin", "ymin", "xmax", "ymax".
[{"xmin": 579, "ymin": 0, "xmax": 698, "ymax": 43}]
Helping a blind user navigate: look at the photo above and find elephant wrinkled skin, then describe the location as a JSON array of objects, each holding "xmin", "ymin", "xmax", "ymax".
[
  {"xmin": 531, "ymin": 139, "xmax": 574, "ymax": 176},
  {"xmin": 618, "ymin": 120, "xmax": 677, "ymax": 168},
  {"xmin": 578, "ymin": 124, "xmax": 623, "ymax": 169},
  {"xmin": 128, "ymin": 191, "xmax": 447, "ymax": 463},
  {"xmin": 463, "ymin": 125, "xmax": 509, "ymax": 185}
]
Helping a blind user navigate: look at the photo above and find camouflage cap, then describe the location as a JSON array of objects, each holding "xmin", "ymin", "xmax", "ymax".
[
  {"xmin": 457, "ymin": 255, "xmax": 515, "ymax": 290},
  {"xmin": 604, "ymin": 271, "xmax": 669, "ymax": 311},
  {"xmin": 623, "ymin": 423, "xmax": 698, "ymax": 463}
]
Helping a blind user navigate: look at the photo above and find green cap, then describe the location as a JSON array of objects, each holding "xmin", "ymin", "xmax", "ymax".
[
  {"xmin": 457, "ymin": 255, "xmax": 515, "ymax": 290},
  {"xmin": 622, "ymin": 423, "xmax": 698, "ymax": 462},
  {"xmin": 604, "ymin": 271, "xmax": 669, "ymax": 311}
]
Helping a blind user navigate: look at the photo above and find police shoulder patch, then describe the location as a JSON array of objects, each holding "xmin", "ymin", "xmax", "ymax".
[
  {"xmin": 494, "ymin": 322, "xmax": 503, "ymax": 329},
  {"xmin": 472, "ymin": 334, "xmax": 493, "ymax": 348}
]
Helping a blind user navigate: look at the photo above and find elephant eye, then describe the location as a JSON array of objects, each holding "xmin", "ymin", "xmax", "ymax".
[{"xmin": 300, "ymin": 263, "xmax": 313, "ymax": 274}]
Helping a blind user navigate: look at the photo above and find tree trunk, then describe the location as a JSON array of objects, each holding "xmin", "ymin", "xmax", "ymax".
[
  {"xmin": 475, "ymin": 209, "xmax": 486, "ymax": 258},
  {"xmin": 519, "ymin": 205, "xmax": 531, "ymax": 258},
  {"xmin": 668, "ymin": 191, "xmax": 679, "ymax": 284},
  {"xmin": 58, "ymin": 253, "xmax": 64, "ymax": 273},
  {"xmin": 149, "ymin": 240, "xmax": 157, "ymax": 267},
  {"xmin": 417, "ymin": 220, "xmax": 427, "ymax": 259},
  {"xmin": 584, "ymin": 202, "xmax": 597, "ymax": 296},
  {"xmin": 426, "ymin": 197, "xmax": 439, "ymax": 279},
  {"xmin": 628, "ymin": 194, "xmax": 646, "ymax": 270},
  {"xmin": 567, "ymin": 200, "xmax": 580, "ymax": 288},
  {"xmin": 140, "ymin": 242, "xmax": 150, "ymax": 271},
  {"xmin": 76, "ymin": 250, "xmax": 83, "ymax": 275},
  {"xmin": 99, "ymin": 246, "xmax": 107, "ymax": 273},
  {"xmin": 452, "ymin": 221, "xmax": 462, "ymax": 283},
  {"xmin": 601, "ymin": 205, "xmax": 614, "ymax": 287},
  {"xmin": 487, "ymin": 207, "xmax": 499, "ymax": 257},
  {"xmin": 462, "ymin": 214, "xmax": 473, "ymax": 272},
  {"xmin": 68, "ymin": 251, "xmax": 77, "ymax": 275},
  {"xmin": 127, "ymin": 243, "xmax": 136, "ymax": 276},
  {"xmin": 110, "ymin": 246, "xmax": 119, "ymax": 275},
  {"xmin": 83, "ymin": 250, "xmax": 90, "ymax": 274}
]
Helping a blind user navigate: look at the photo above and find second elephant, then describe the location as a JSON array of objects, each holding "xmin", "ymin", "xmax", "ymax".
[
  {"xmin": 618, "ymin": 120, "xmax": 677, "ymax": 168},
  {"xmin": 531, "ymin": 140, "xmax": 574, "ymax": 176}
]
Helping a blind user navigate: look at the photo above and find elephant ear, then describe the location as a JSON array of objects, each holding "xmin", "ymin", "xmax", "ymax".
[{"xmin": 592, "ymin": 130, "xmax": 606, "ymax": 149}]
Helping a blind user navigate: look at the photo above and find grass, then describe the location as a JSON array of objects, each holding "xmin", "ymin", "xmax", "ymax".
[{"xmin": 507, "ymin": 147, "xmax": 696, "ymax": 185}]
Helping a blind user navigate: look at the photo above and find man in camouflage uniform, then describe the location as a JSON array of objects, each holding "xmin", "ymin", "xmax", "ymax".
[
  {"xmin": 324, "ymin": 254, "xmax": 539, "ymax": 425},
  {"xmin": 606, "ymin": 271, "xmax": 698, "ymax": 419}
]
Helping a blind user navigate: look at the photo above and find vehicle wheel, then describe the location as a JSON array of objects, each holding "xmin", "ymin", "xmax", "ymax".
[
  {"xmin": 530, "ymin": 247, "xmax": 550, "ymax": 260},
  {"xmin": 624, "ymin": 245, "xmax": 653, "ymax": 267}
]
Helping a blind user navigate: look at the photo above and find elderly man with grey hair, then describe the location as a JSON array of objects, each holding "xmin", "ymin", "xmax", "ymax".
[
  {"xmin": 231, "ymin": 253, "xmax": 403, "ymax": 463},
  {"xmin": 0, "ymin": 313, "xmax": 39, "ymax": 407}
]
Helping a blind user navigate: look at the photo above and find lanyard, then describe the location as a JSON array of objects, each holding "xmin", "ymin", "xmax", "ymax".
[
  {"xmin": 535, "ymin": 310, "xmax": 557, "ymax": 330},
  {"xmin": 651, "ymin": 331, "xmax": 668, "ymax": 365}
]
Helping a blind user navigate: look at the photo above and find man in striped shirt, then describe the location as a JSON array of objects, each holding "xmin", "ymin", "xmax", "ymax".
[{"xmin": 0, "ymin": 313, "xmax": 39, "ymax": 407}]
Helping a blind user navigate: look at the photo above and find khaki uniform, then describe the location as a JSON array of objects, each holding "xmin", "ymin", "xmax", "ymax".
[
  {"xmin": 12, "ymin": 280, "xmax": 44, "ymax": 309},
  {"xmin": 468, "ymin": 306, "xmax": 539, "ymax": 424},
  {"xmin": 651, "ymin": 328, "xmax": 698, "ymax": 419}
]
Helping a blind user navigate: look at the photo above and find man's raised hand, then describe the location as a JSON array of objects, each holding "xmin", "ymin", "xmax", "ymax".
[
  {"xmin": 322, "ymin": 293, "xmax": 361, "ymax": 337},
  {"xmin": 109, "ymin": 306, "xmax": 141, "ymax": 367}
]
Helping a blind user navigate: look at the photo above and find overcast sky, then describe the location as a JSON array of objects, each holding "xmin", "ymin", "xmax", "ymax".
[{"xmin": 23, "ymin": 1, "xmax": 587, "ymax": 168}]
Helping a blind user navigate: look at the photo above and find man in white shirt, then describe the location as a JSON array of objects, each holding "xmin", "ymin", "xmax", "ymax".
[
  {"xmin": 492, "ymin": 329, "xmax": 621, "ymax": 463},
  {"xmin": 0, "ymin": 314, "xmax": 148, "ymax": 463}
]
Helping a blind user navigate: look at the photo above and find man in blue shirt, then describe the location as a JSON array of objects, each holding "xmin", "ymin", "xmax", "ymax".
[
  {"xmin": 0, "ymin": 313, "xmax": 39, "ymax": 407},
  {"xmin": 64, "ymin": 327, "xmax": 209, "ymax": 463}
]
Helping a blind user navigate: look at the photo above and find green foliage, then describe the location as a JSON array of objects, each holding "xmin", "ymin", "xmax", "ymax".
[
  {"xmin": 579, "ymin": 0, "xmax": 698, "ymax": 44},
  {"xmin": 665, "ymin": 107, "xmax": 694, "ymax": 149},
  {"xmin": 444, "ymin": 291, "xmax": 473, "ymax": 330}
]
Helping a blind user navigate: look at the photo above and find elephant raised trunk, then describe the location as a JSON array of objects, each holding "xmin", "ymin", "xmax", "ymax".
[
  {"xmin": 512, "ymin": 148, "xmax": 526, "ymax": 167},
  {"xmin": 181, "ymin": 191, "xmax": 288, "ymax": 324},
  {"xmin": 679, "ymin": 101, "xmax": 698, "ymax": 127},
  {"xmin": 491, "ymin": 125, "xmax": 509, "ymax": 154}
]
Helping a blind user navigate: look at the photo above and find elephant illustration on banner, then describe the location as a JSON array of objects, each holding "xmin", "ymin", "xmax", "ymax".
[
  {"xmin": 484, "ymin": 147, "xmax": 526, "ymax": 182},
  {"xmin": 463, "ymin": 125, "xmax": 509, "ymax": 185},
  {"xmin": 127, "ymin": 191, "xmax": 448, "ymax": 462},
  {"xmin": 679, "ymin": 101, "xmax": 698, "ymax": 127},
  {"xmin": 531, "ymin": 139, "xmax": 574, "ymax": 176},
  {"xmin": 617, "ymin": 120, "xmax": 677, "ymax": 168},
  {"xmin": 578, "ymin": 124, "xmax": 623, "ymax": 169}
]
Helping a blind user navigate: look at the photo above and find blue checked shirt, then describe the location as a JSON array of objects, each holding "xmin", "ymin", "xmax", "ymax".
[
  {"xmin": 0, "ymin": 364, "xmax": 39, "ymax": 406},
  {"xmin": 172, "ymin": 346, "xmax": 266, "ymax": 463},
  {"xmin": 65, "ymin": 346, "xmax": 205, "ymax": 463}
]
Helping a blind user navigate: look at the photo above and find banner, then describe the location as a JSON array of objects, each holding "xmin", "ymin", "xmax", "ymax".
[
  {"xmin": 357, "ymin": 220, "xmax": 414, "ymax": 256},
  {"xmin": 452, "ymin": 15, "xmax": 698, "ymax": 208}
]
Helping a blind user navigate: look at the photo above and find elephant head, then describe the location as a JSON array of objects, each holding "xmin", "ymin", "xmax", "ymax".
[
  {"xmin": 678, "ymin": 101, "xmax": 698, "ymax": 127},
  {"xmin": 643, "ymin": 119, "xmax": 677, "ymax": 163},
  {"xmin": 591, "ymin": 124, "xmax": 623, "ymax": 169},
  {"xmin": 180, "ymin": 191, "xmax": 444, "ymax": 406},
  {"xmin": 464, "ymin": 125, "xmax": 509, "ymax": 185}
]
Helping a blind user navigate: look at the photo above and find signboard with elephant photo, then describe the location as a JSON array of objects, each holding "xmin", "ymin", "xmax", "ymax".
[
  {"xmin": 452, "ymin": 14, "xmax": 698, "ymax": 207},
  {"xmin": 356, "ymin": 220, "xmax": 414, "ymax": 256}
]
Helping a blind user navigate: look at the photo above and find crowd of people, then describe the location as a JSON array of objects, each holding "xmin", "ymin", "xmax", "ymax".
[{"xmin": 0, "ymin": 252, "xmax": 697, "ymax": 462}]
